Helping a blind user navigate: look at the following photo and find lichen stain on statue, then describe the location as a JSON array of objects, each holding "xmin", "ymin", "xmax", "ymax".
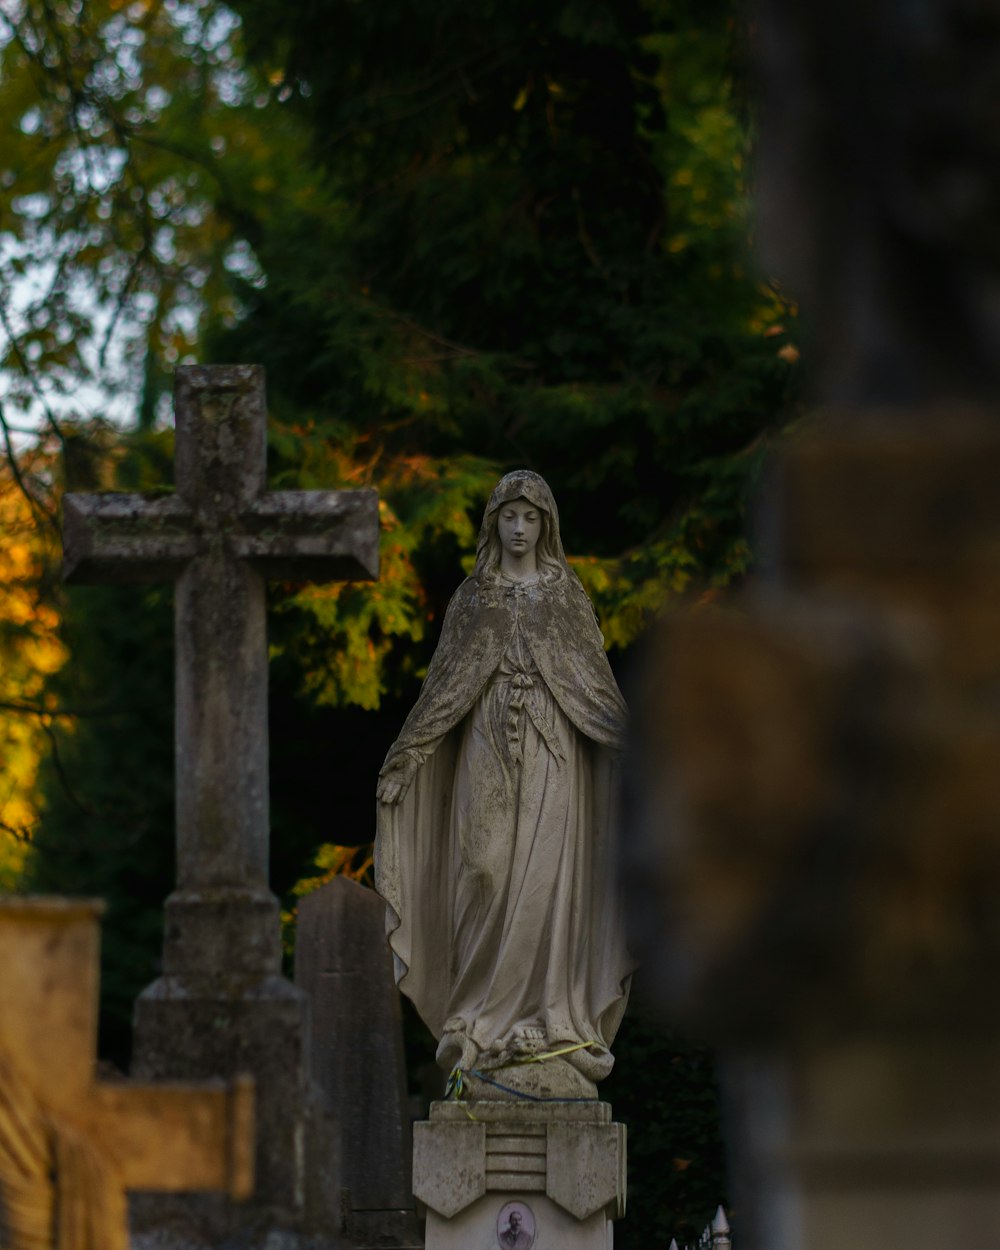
[{"xmin": 375, "ymin": 471, "xmax": 633, "ymax": 1100}]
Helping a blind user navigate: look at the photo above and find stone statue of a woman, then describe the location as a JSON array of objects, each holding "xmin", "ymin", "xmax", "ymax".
[{"xmin": 375, "ymin": 470, "xmax": 631, "ymax": 1094}]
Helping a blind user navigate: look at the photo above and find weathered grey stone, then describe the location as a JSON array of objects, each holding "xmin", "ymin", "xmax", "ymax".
[
  {"xmin": 375, "ymin": 471, "xmax": 631, "ymax": 1088},
  {"xmin": 463, "ymin": 1057, "xmax": 597, "ymax": 1102},
  {"xmin": 412, "ymin": 1121, "xmax": 487, "ymax": 1218},
  {"xmin": 131, "ymin": 975, "xmax": 308, "ymax": 1224},
  {"xmin": 424, "ymin": 1195, "xmax": 611, "ymax": 1250},
  {"xmin": 414, "ymin": 1100, "xmax": 624, "ymax": 1218},
  {"xmin": 62, "ymin": 363, "xmax": 380, "ymax": 1242},
  {"xmin": 414, "ymin": 1100, "xmax": 625, "ymax": 1247},
  {"xmin": 431, "ymin": 1101, "xmax": 612, "ymax": 1125},
  {"xmin": 546, "ymin": 1122, "xmax": 626, "ymax": 1220},
  {"xmin": 294, "ymin": 878, "xmax": 418, "ymax": 1245}
]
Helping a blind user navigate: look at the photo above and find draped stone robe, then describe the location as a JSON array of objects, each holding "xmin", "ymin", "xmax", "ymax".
[{"xmin": 375, "ymin": 567, "xmax": 632, "ymax": 1077}]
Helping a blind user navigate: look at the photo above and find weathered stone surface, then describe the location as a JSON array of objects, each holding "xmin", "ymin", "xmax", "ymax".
[
  {"xmin": 63, "ymin": 364, "xmax": 379, "ymax": 952},
  {"xmin": 62, "ymin": 494, "xmax": 196, "ymax": 582},
  {"xmin": 132, "ymin": 976, "xmax": 305, "ymax": 1213},
  {"xmin": 424, "ymin": 1194, "xmax": 611, "ymax": 1250},
  {"xmin": 61, "ymin": 363, "xmax": 381, "ymax": 1241},
  {"xmin": 412, "ymin": 1121, "xmax": 486, "ymax": 1218},
  {"xmin": 431, "ymin": 1101, "xmax": 612, "ymax": 1126},
  {"xmin": 294, "ymin": 878, "xmax": 418, "ymax": 1244},
  {"xmin": 463, "ymin": 1057, "xmax": 597, "ymax": 1102},
  {"xmin": 415, "ymin": 1100, "xmax": 625, "ymax": 1247},
  {"xmin": 376, "ymin": 470, "xmax": 631, "ymax": 1245},
  {"xmin": 0, "ymin": 897, "xmax": 253, "ymax": 1250},
  {"xmin": 547, "ymin": 1122, "xmax": 626, "ymax": 1220},
  {"xmin": 375, "ymin": 470, "xmax": 631, "ymax": 1088}
]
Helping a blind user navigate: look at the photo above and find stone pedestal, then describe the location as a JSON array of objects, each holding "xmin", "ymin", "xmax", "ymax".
[
  {"xmin": 132, "ymin": 970, "xmax": 312, "ymax": 1222},
  {"xmin": 413, "ymin": 1101, "xmax": 625, "ymax": 1249}
]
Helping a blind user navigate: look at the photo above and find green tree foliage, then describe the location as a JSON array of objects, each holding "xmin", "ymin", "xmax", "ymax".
[
  {"xmin": 0, "ymin": 1, "xmax": 255, "ymax": 426},
  {"xmin": 0, "ymin": 0, "xmax": 800, "ymax": 1235},
  {"xmin": 213, "ymin": 0, "xmax": 798, "ymax": 665},
  {"xmin": 0, "ymin": 0, "xmax": 799, "ymax": 697}
]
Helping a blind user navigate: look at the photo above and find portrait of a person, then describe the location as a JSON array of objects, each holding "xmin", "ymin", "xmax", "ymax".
[
  {"xmin": 498, "ymin": 1205, "xmax": 533, "ymax": 1249},
  {"xmin": 495, "ymin": 1195, "xmax": 535, "ymax": 1245}
]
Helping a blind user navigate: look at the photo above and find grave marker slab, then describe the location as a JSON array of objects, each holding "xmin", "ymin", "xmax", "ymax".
[{"xmin": 294, "ymin": 877, "xmax": 419, "ymax": 1247}]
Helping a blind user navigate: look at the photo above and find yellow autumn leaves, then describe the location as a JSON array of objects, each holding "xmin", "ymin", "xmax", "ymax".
[{"xmin": 0, "ymin": 465, "xmax": 66, "ymax": 887}]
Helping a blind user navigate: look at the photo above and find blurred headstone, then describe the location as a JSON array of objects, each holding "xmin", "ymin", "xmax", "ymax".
[
  {"xmin": 629, "ymin": 4, "xmax": 1000, "ymax": 1247},
  {"xmin": 0, "ymin": 897, "xmax": 253, "ymax": 1250},
  {"xmin": 294, "ymin": 877, "xmax": 419, "ymax": 1248}
]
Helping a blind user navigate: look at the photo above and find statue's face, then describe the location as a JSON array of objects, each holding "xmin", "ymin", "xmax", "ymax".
[{"xmin": 497, "ymin": 497, "xmax": 541, "ymax": 560}]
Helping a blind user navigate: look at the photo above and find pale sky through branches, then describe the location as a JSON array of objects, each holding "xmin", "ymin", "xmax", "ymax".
[{"xmin": 0, "ymin": 0, "xmax": 257, "ymax": 450}]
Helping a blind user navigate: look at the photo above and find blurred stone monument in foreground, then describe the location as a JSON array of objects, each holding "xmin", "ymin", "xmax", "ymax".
[
  {"xmin": 0, "ymin": 897, "xmax": 253, "ymax": 1250},
  {"xmin": 630, "ymin": 4, "xmax": 1000, "ymax": 1248},
  {"xmin": 62, "ymin": 364, "xmax": 380, "ymax": 1245}
]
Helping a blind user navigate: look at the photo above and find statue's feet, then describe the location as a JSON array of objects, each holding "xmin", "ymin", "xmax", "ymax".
[
  {"xmin": 509, "ymin": 1022, "xmax": 547, "ymax": 1057},
  {"xmin": 481, "ymin": 1021, "xmax": 546, "ymax": 1068}
]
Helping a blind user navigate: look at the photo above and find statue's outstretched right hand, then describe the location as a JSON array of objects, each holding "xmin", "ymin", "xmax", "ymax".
[{"xmin": 376, "ymin": 754, "xmax": 418, "ymax": 805}]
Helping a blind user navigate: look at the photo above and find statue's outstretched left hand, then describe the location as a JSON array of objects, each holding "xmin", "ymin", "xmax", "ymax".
[{"xmin": 376, "ymin": 755, "xmax": 418, "ymax": 805}]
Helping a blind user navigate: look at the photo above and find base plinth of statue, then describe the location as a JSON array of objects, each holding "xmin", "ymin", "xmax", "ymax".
[
  {"xmin": 461, "ymin": 1056, "xmax": 599, "ymax": 1102},
  {"xmin": 413, "ymin": 1098, "xmax": 625, "ymax": 1249}
]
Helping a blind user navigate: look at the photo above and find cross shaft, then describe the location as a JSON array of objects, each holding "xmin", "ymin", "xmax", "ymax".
[{"xmin": 61, "ymin": 363, "xmax": 378, "ymax": 973}]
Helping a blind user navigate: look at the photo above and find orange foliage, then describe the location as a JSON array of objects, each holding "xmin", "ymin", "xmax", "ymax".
[{"xmin": 0, "ymin": 465, "xmax": 66, "ymax": 885}]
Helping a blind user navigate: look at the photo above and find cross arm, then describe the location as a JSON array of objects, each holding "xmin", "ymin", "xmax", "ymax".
[
  {"xmin": 86, "ymin": 1075, "xmax": 254, "ymax": 1198},
  {"xmin": 235, "ymin": 488, "xmax": 380, "ymax": 582},
  {"xmin": 63, "ymin": 493, "xmax": 196, "ymax": 584}
]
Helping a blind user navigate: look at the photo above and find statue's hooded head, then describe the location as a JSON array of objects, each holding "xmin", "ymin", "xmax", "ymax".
[{"xmin": 474, "ymin": 470, "xmax": 568, "ymax": 583}]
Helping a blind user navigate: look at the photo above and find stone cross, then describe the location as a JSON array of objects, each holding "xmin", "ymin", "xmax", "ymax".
[
  {"xmin": 0, "ymin": 896, "xmax": 253, "ymax": 1250},
  {"xmin": 60, "ymin": 364, "xmax": 379, "ymax": 1229},
  {"xmin": 62, "ymin": 363, "xmax": 378, "ymax": 975}
]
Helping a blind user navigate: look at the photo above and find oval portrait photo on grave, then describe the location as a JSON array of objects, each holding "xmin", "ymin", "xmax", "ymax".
[{"xmin": 496, "ymin": 1200, "xmax": 535, "ymax": 1249}]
